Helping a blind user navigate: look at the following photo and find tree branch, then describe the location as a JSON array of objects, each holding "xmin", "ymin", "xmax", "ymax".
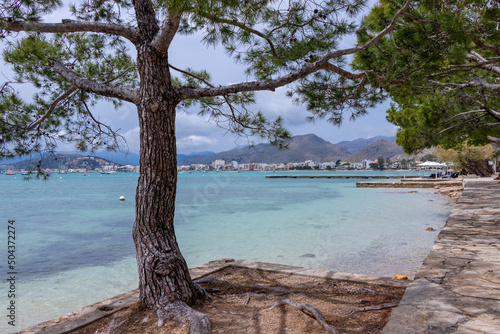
[
  {"xmin": 200, "ymin": 14, "xmax": 278, "ymax": 57},
  {"xmin": 323, "ymin": 63, "xmax": 372, "ymax": 80},
  {"xmin": 429, "ymin": 79, "xmax": 500, "ymax": 92},
  {"xmin": 0, "ymin": 19, "xmax": 140, "ymax": 44},
  {"xmin": 435, "ymin": 113, "xmax": 488, "ymax": 138},
  {"xmin": 401, "ymin": 12, "xmax": 437, "ymax": 24},
  {"xmin": 466, "ymin": 51, "xmax": 500, "ymax": 75},
  {"xmin": 445, "ymin": 109, "xmax": 488, "ymax": 123},
  {"xmin": 169, "ymin": 64, "xmax": 274, "ymax": 136},
  {"xmin": 27, "ymin": 85, "xmax": 78, "ymax": 131},
  {"xmin": 486, "ymin": 135, "xmax": 500, "ymax": 144},
  {"xmin": 177, "ymin": 0, "xmax": 413, "ymax": 100},
  {"xmin": 151, "ymin": 13, "xmax": 181, "ymax": 54},
  {"xmin": 482, "ymin": 106, "xmax": 500, "ymax": 122},
  {"xmin": 48, "ymin": 59, "xmax": 139, "ymax": 104},
  {"xmin": 478, "ymin": 42, "xmax": 500, "ymax": 56},
  {"xmin": 330, "ymin": 0, "xmax": 413, "ymax": 57}
]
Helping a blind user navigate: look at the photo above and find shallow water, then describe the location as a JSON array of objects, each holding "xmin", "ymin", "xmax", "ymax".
[{"xmin": 0, "ymin": 171, "xmax": 453, "ymax": 332}]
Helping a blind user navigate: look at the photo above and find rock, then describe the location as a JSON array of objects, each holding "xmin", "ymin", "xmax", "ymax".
[{"xmin": 300, "ymin": 253, "xmax": 316, "ymax": 258}]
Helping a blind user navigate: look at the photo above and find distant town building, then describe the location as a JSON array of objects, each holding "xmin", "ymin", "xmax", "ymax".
[
  {"xmin": 212, "ymin": 159, "xmax": 225, "ymax": 170},
  {"xmin": 351, "ymin": 162, "xmax": 362, "ymax": 170},
  {"xmin": 362, "ymin": 159, "xmax": 375, "ymax": 169}
]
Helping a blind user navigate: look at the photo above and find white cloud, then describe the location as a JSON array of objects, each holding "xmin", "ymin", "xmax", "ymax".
[
  {"xmin": 178, "ymin": 135, "xmax": 217, "ymax": 149},
  {"xmin": 121, "ymin": 126, "xmax": 141, "ymax": 153}
]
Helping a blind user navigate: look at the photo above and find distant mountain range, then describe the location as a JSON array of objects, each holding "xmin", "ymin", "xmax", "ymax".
[
  {"xmin": 7, "ymin": 154, "xmax": 116, "ymax": 170},
  {"xmin": 0, "ymin": 150, "xmax": 215, "ymax": 166},
  {"xmin": 180, "ymin": 134, "xmax": 351, "ymax": 164},
  {"xmin": 179, "ymin": 134, "xmax": 403, "ymax": 165},
  {"xmin": 335, "ymin": 136, "xmax": 396, "ymax": 154},
  {"xmin": 345, "ymin": 140, "xmax": 403, "ymax": 163},
  {"xmin": 1, "ymin": 134, "xmax": 410, "ymax": 167}
]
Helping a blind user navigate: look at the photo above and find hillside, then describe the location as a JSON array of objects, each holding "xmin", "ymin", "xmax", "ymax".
[
  {"xmin": 336, "ymin": 136, "xmax": 396, "ymax": 154},
  {"xmin": 9, "ymin": 154, "xmax": 117, "ymax": 170},
  {"xmin": 345, "ymin": 140, "xmax": 404, "ymax": 162},
  {"xmin": 180, "ymin": 134, "xmax": 351, "ymax": 164}
]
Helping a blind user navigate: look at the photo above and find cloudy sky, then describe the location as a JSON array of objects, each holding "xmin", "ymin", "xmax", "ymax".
[{"xmin": 3, "ymin": 1, "xmax": 398, "ymax": 155}]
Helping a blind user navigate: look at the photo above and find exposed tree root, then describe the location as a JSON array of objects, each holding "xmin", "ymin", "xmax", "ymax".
[
  {"xmin": 94, "ymin": 317, "xmax": 126, "ymax": 334},
  {"xmin": 195, "ymin": 276, "xmax": 291, "ymax": 295},
  {"xmin": 355, "ymin": 287, "xmax": 400, "ymax": 297},
  {"xmin": 194, "ymin": 281, "xmax": 218, "ymax": 299},
  {"xmin": 156, "ymin": 300, "xmax": 211, "ymax": 334},
  {"xmin": 236, "ymin": 292, "xmax": 269, "ymax": 306},
  {"xmin": 346, "ymin": 301, "xmax": 399, "ymax": 316},
  {"xmin": 269, "ymin": 299, "xmax": 339, "ymax": 334},
  {"xmin": 210, "ymin": 302, "xmax": 247, "ymax": 317}
]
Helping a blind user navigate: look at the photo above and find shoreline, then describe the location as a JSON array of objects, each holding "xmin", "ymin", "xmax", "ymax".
[
  {"xmin": 17, "ymin": 176, "xmax": 499, "ymax": 333},
  {"xmin": 2, "ymin": 173, "xmax": 456, "ymax": 333},
  {"xmin": 18, "ymin": 259, "xmax": 411, "ymax": 334}
]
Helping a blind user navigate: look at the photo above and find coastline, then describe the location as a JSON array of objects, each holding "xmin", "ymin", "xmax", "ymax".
[
  {"xmin": 0, "ymin": 172, "xmax": 455, "ymax": 333},
  {"xmin": 16, "ymin": 176, "xmax": 500, "ymax": 333}
]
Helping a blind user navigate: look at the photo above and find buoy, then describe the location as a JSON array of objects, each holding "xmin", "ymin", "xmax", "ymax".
[
  {"xmin": 248, "ymin": 177, "xmax": 251, "ymax": 180},
  {"xmin": 119, "ymin": 196, "xmax": 125, "ymax": 201},
  {"xmin": 394, "ymin": 274, "xmax": 408, "ymax": 280},
  {"xmin": 83, "ymin": 174, "xmax": 86, "ymax": 176},
  {"xmin": 60, "ymin": 177, "xmax": 62, "ymax": 179}
]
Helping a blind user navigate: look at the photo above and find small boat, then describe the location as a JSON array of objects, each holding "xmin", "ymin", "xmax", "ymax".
[{"xmin": 6, "ymin": 171, "xmax": 16, "ymax": 175}]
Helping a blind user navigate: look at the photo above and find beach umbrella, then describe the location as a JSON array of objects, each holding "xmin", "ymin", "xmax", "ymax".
[{"xmin": 417, "ymin": 161, "xmax": 447, "ymax": 167}]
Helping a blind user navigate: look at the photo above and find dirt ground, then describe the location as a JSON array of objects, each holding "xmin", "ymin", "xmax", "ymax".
[{"xmin": 73, "ymin": 266, "xmax": 405, "ymax": 334}]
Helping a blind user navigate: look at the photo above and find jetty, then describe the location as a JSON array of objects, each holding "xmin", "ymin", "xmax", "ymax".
[
  {"xmin": 266, "ymin": 174, "xmax": 421, "ymax": 179},
  {"xmin": 356, "ymin": 178, "xmax": 463, "ymax": 188}
]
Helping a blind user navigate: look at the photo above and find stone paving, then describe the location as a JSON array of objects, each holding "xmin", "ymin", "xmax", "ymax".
[{"xmin": 383, "ymin": 177, "xmax": 500, "ymax": 333}]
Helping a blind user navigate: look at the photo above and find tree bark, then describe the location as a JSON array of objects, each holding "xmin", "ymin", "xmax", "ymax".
[
  {"xmin": 462, "ymin": 159, "xmax": 494, "ymax": 177},
  {"xmin": 132, "ymin": 43, "xmax": 203, "ymax": 312}
]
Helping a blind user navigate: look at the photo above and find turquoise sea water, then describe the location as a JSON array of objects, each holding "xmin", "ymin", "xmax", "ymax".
[{"xmin": 0, "ymin": 171, "xmax": 453, "ymax": 332}]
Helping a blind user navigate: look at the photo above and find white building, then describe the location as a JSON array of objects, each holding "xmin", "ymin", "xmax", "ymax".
[
  {"xmin": 350, "ymin": 162, "xmax": 362, "ymax": 170},
  {"xmin": 362, "ymin": 159, "xmax": 375, "ymax": 169},
  {"xmin": 212, "ymin": 159, "xmax": 225, "ymax": 170}
]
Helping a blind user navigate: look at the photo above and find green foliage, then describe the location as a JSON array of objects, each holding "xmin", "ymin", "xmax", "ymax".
[
  {"xmin": 0, "ymin": 0, "xmax": 62, "ymax": 23},
  {"xmin": 421, "ymin": 154, "xmax": 437, "ymax": 162},
  {"xmin": 0, "ymin": 30, "xmax": 137, "ymax": 160},
  {"xmin": 353, "ymin": 0, "xmax": 500, "ymax": 154}
]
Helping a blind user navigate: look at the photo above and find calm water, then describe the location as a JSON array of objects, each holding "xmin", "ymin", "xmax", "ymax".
[{"xmin": 0, "ymin": 171, "xmax": 453, "ymax": 332}]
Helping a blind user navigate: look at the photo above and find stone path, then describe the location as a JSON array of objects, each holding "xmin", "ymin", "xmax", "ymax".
[{"xmin": 383, "ymin": 177, "xmax": 500, "ymax": 333}]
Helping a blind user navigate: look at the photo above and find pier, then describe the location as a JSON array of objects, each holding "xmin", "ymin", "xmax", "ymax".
[
  {"xmin": 265, "ymin": 174, "xmax": 421, "ymax": 179},
  {"xmin": 356, "ymin": 179, "xmax": 463, "ymax": 188}
]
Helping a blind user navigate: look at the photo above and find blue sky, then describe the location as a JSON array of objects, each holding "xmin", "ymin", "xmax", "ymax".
[{"xmin": 1, "ymin": 1, "xmax": 398, "ymax": 155}]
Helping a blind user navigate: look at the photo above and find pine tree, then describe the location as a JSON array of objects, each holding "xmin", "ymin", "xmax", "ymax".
[
  {"xmin": 0, "ymin": 0, "xmax": 412, "ymax": 331},
  {"xmin": 353, "ymin": 0, "xmax": 500, "ymax": 154}
]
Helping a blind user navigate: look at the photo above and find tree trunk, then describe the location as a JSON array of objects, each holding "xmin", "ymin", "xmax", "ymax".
[
  {"xmin": 132, "ymin": 44, "xmax": 203, "ymax": 312},
  {"xmin": 462, "ymin": 159, "xmax": 494, "ymax": 177}
]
